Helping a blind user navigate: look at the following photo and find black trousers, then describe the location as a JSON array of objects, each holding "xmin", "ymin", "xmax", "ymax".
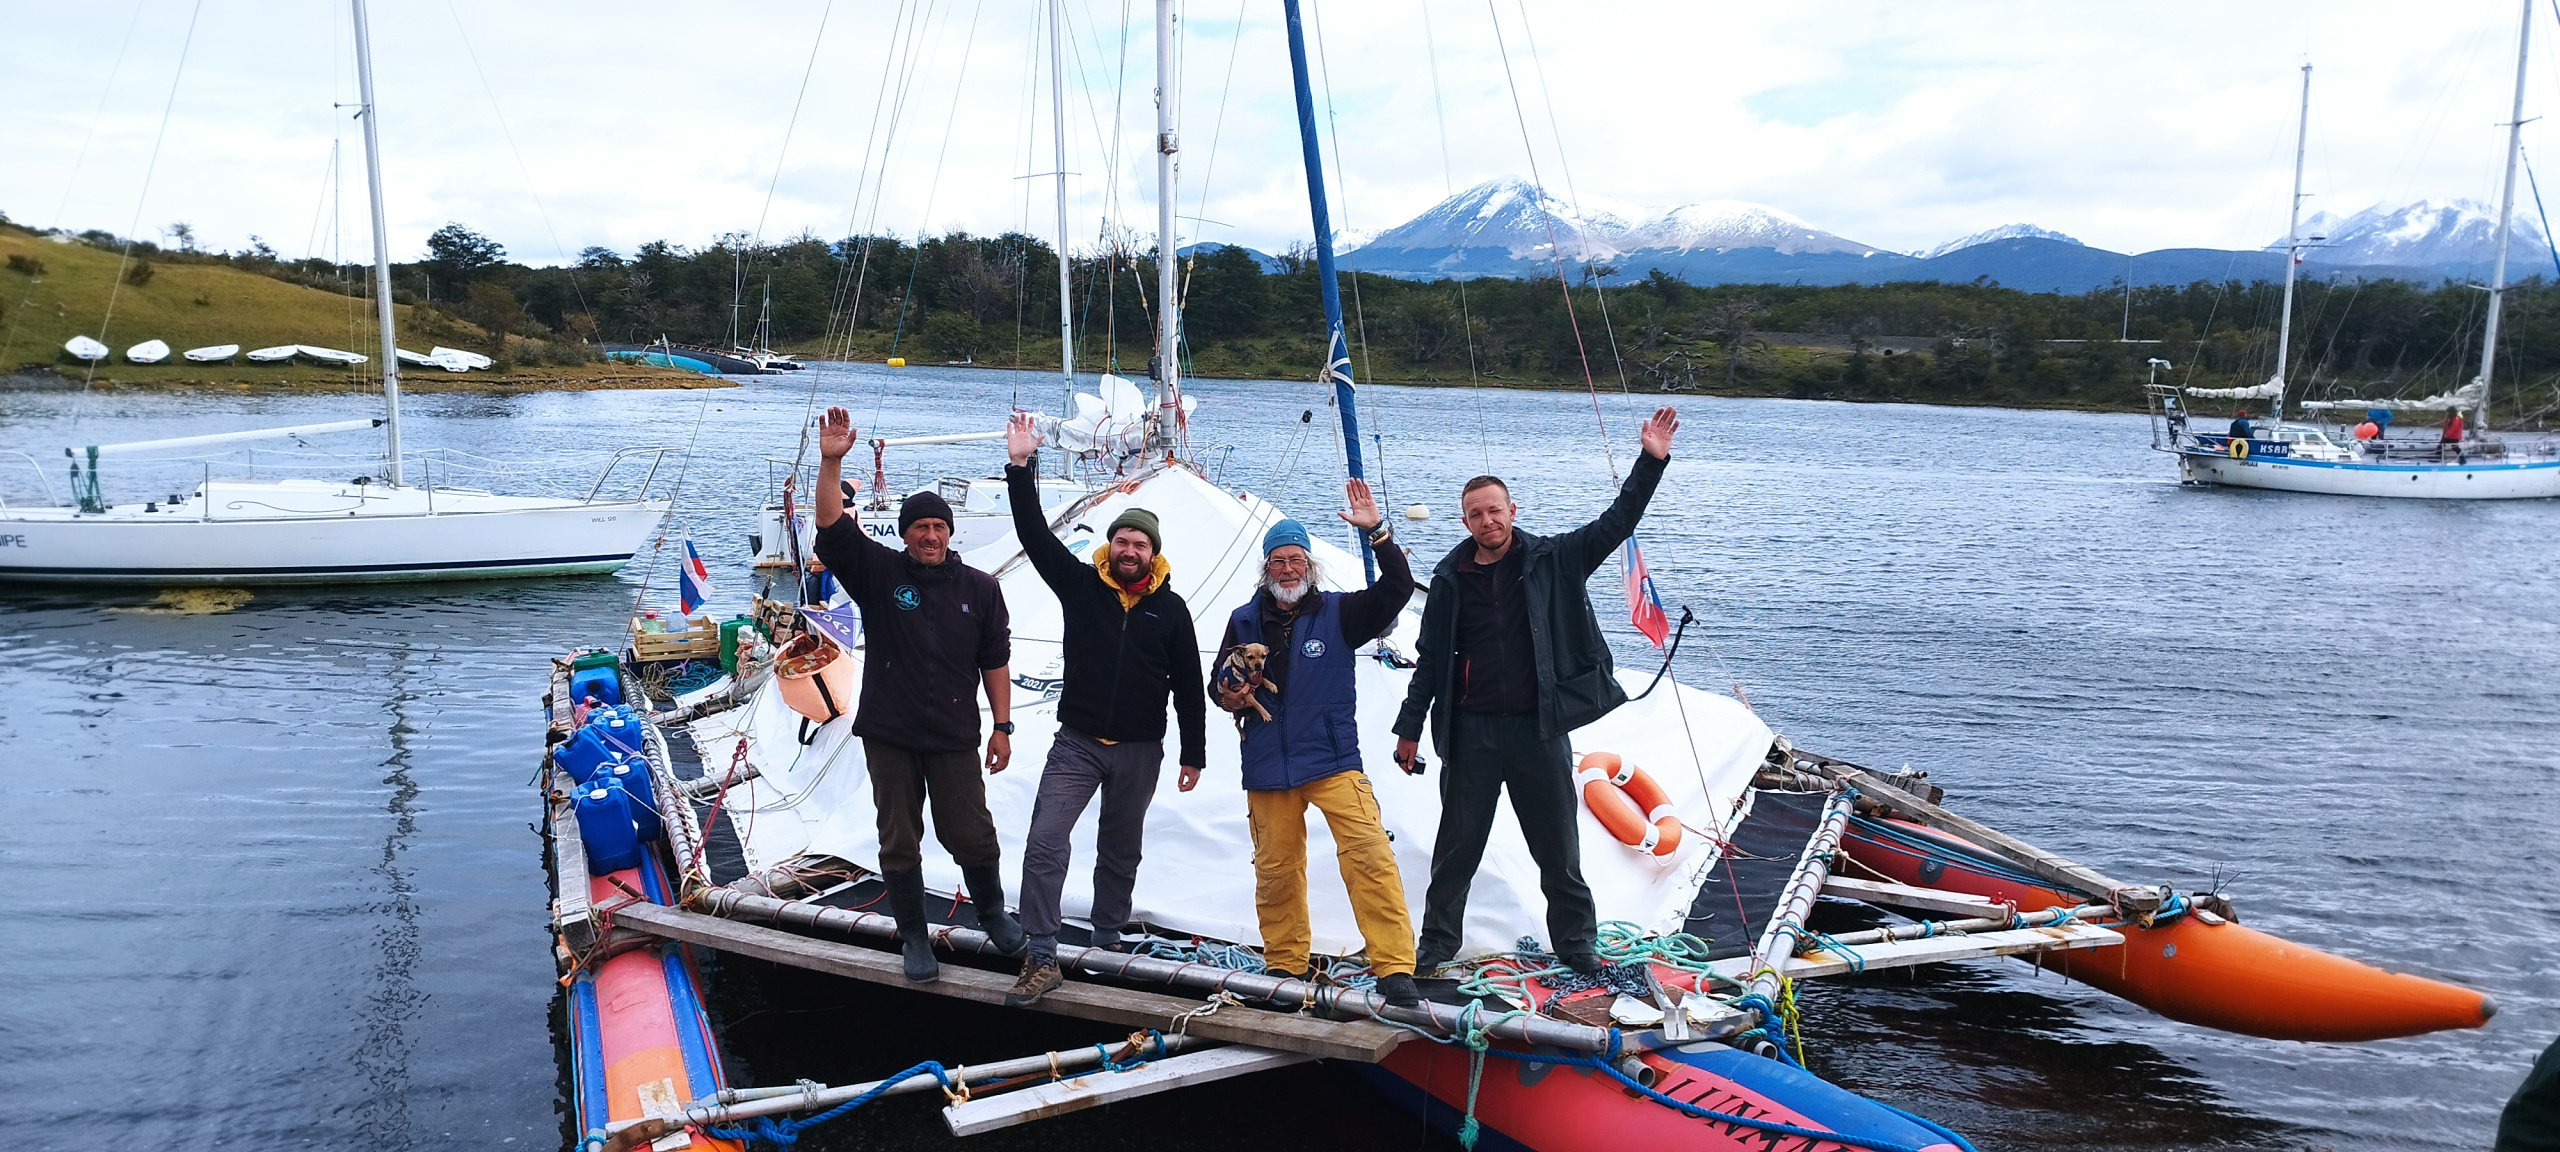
[
  {"xmin": 864, "ymin": 739, "xmax": 1002, "ymax": 874},
  {"xmin": 1417, "ymin": 711, "xmax": 1598, "ymax": 960}
]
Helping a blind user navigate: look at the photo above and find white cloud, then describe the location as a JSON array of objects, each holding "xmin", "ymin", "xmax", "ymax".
[{"xmin": 1, "ymin": 0, "xmax": 2545, "ymax": 265}]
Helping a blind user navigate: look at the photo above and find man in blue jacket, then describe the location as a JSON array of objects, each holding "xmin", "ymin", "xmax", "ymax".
[
  {"xmin": 1392, "ymin": 406, "xmax": 1678, "ymax": 973},
  {"xmin": 1212, "ymin": 482, "xmax": 1423, "ymax": 1007}
]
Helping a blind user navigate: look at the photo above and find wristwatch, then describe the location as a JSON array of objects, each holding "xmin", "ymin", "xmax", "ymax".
[
  {"xmin": 992, "ymin": 721, "xmax": 1017, "ymax": 735},
  {"xmin": 1367, "ymin": 524, "xmax": 1394, "ymax": 546}
]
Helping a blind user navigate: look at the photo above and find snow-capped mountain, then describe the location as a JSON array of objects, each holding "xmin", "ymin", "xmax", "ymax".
[
  {"xmin": 1356, "ymin": 178, "xmax": 1637, "ymax": 260},
  {"xmin": 1920, "ymin": 224, "xmax": 2082, "ymax": 260},
  {"xmin": 1623, "ymin": 201, "xmax": 1880, "ymax": 255},
  {"xmin": 2283, "ymin": 199, "xmax": 2546, "ymax": 269}
]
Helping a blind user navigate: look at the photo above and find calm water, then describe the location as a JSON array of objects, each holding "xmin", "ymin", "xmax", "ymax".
[{"xmin": 2, "ymin": 365, "xmax": 2551, "ymax": 1150}]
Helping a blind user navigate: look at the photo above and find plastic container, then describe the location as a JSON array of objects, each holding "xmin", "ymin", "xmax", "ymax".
[
  {"xmin": 637, "ymin": 612, "xmax": 667, "ymax": 634},
  {"xmin": 775, "ymin": 632, "xmax": 856, "ymax": 744},
  {"xmin": 573, "ymin": 783, "xmax": 641, "ymax": 873},
  {"xmin": 607, "ymin": 760, "xmax": 664, "ymax": 842},
  {"xmin": 568, "ymin": 663, "xmax": 622, "ymax": 708},
  {"xmin": 553, "ymin": 726, "xmax": 614, "ymax": 783},
  {"xmin": 571, "ymin": 649, "xmax": 622, "ymax": 672},
  {"xmin": 591, "ymin": 715, "xmax": 644, "ymax": 758},
  {"xmin": 718, "ymin": 616, "xmax": 760, "ymax": 674}
]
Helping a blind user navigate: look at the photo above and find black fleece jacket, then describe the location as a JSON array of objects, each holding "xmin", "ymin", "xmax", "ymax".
[{"xmin": 1006, "ymin": 460, "xmax": 1208, "ymax": 768}]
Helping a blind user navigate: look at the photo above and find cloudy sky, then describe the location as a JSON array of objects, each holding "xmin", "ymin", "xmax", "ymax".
[{"xmin": 5, "ymin": 0, "xmax": 2550, "ymax": 266}]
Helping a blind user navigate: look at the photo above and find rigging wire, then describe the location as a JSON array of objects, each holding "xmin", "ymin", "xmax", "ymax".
[
  {"xmin": 884, "ymin": 0, "xmax": 992, "ymax": 395},
  {"xmin": 1419, "ymin": 0, "xmax": 1493, "ymax": 473},
  {"xmin": 827, "ymin": 0, "xmax": 940, "ymax": 364},
  {"xmin": 441, "ymin": 0, "xmax": 606, "ymax": 339},
  {"xmin": 76, "ymin": 0, "xmax": 209, "ymax": 416},
  {"xmin": 1507, "ymin": 0, "xmax": 1638, "ymax": 415},
  {"xmin": 1306, "ymin": 0, "xmax": 1385, "ymax": 498},
  {"xmin": 0, "ymin": 0, "xmax": 148, "ymax": 382}
]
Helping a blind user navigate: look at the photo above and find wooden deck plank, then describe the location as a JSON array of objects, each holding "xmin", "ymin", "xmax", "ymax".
[
  {"xmin": 942, "ymin": 1046, "xmax": 1312, "ymax": 1136},
  {"xmin": 610, "ymin": 901, "xmax": 1403, "ymax": 1062}
]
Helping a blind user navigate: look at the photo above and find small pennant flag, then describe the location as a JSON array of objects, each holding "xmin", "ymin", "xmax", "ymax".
[
  {"xmin": 1622, "ymin": 536, "xmax": 1669, "ymax": 648},
  {"xmin": 678, "ymin": 536, "xmax": 713, "ymax": 617}
]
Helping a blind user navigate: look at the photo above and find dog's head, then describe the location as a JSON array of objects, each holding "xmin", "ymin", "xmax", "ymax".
[{"xmin": 1228, "ymin": 643, "xmax": 1270, "ymax": 673}]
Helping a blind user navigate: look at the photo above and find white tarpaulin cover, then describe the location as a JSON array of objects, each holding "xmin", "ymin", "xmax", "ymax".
[
  {"xmin": 692, "ymin": 466, "xmax": 1769, "ymax": 959},
  {"xmin": 2299, "ymin": 380, "xmax": 2486, "ymax": 413},
  {"xmin": 1037, "ymin": 375, "xmax": 1198, "ymax": 460}
]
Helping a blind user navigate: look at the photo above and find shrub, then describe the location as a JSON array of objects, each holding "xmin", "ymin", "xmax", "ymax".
[
  {"xmin": 6, "ymin": 254, "xmax": 45, "ymax": 277},
  {"xmin": 124, "ymin": 260, "xmax": 155, "ymax": 287}
]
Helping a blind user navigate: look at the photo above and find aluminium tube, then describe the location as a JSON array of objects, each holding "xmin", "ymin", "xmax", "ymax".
[
  {"xmin": 1814, "ymin": 902, "xmax": 2112, "ymax": 950},
  {"xmin": 695, "ymin": 888, "xmax": 1692, "ymax": 1055},
  {"xmin": 1745, "ymin": 788, "xmax": 1858, "ymax": 1007}
]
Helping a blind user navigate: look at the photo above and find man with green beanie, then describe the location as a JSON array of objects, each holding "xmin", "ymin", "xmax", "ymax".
[{"xmin": 999, "ymin": 412, "xmax": 1207, "ymax": 1005}]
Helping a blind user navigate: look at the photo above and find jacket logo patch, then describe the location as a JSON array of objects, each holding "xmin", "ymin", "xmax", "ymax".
[
  {"xmin": 893, "ymin": 585, "xmax": 921, "ymax": 610},
  {"xmin": 1301, "ymin": 639, "xmax": 1326, "ymax": 659}
]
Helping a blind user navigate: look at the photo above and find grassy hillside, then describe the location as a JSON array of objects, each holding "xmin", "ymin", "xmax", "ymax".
[{"xmin": 0, "ymin": 225, "xmax": 710, "ymax": 391}]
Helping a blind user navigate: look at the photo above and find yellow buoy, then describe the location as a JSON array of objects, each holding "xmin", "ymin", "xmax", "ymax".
[{"xmin": 887, "ymin": 357, "xmax": 906, "ymax": 368}]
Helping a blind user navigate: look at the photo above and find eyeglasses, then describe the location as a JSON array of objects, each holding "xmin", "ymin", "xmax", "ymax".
[{"xmin": 1265, "ymin": 556, "xmax": 1310, "ymax": 571}]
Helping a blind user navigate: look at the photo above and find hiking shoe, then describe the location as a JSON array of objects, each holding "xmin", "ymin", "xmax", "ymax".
[
  {"xmin": 1375, "ymin": 973, "xmax": 1425, "ymax": 1009},
  {"xmin": 1562, "ymin": 952, "xmax": 1604, "ymax": 976},
  {"xmin": 1004, "ymin": 954, "xmax": 1063, "ymax": 1007}
]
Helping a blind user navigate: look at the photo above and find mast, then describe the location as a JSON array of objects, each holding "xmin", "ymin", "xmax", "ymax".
[
  {"xmin": 1149, "ymin": 0, "xmax": 1181, "ymax": 454},
  {"xmin": 1281, "ymin": 0, "xmax": 1374, "ymax": 581},
  {"xmin": 2476, "ymin": 0, "xmax": 2533, "ymax": 431},
  {"xmin": 2272, "ymin": 62, "xmax": 2309, "ymax": 424},
  {"xmin": 1050, "ymin": 0, "xmax": 1074, "ymax": 417},
  {"xmin": 350, "ymin": 0, "xmax": 403, "ymax": 485}
]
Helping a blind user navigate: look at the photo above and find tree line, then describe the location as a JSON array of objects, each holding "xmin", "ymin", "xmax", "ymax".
[{"xmin": 42, "ymin": 211, "xmax": 2560, "ymax": 418}]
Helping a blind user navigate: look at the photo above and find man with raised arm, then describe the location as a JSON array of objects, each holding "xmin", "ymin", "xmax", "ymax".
[
  {"xmin": 1392, "ymin": 406, "xmax": 1681, "ymax": 974},
  {"xmin": 812, "ymin": 406, "xmax": 1024, "ymax": 984},
  {"xmin": 999, "ymin": 412, "xmax": 1207, "ymax": 1006},
  {"xmin": 1211, "ymin": 482, "xmax": 1425, "ymax": 1007}
]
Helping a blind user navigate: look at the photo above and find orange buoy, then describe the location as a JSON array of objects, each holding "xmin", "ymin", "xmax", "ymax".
[
  {"xmin": 2353, "ymin": 420, "xmax": 2381, "ymax": 440},
  {"xmin": 1576, "ymin": 752, "xmax": 1681, "ymax": 857}
]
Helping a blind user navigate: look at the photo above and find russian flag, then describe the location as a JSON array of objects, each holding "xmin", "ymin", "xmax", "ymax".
[
  {"xmin": 678, "ymin": 536, "xmax": 712, "ymax": 617},
  {"xmin": 1622, "ymin": 536, "xmax": 1669, "ymax": 648}
]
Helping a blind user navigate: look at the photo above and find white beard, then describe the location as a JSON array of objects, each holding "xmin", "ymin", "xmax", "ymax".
[{"xmin": 1268, "ymin": 580, "xmax": 1310, "ymax": 606}]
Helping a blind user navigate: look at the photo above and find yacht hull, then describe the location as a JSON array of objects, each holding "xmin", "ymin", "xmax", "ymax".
[
  {"xmin": 0, "ymin": 482, "xmax": 666, "ymax": 584},
  {"xmin": 2177, "ymin": 448, "xmax": 2560, "ymax": 498}
]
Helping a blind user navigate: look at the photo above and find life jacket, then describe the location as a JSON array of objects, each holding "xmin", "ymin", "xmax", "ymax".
[{"xmin": 1227, "ymin": 592, "xmax": 1360, "ymax": 792}]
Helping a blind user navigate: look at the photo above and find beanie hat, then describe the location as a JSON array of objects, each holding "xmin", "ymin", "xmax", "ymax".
[
  {"xmin": 1107, "ymin": 507, "xmax": 1161, "ymax": 552},
  {"xmin": 1261, "ymin": 518, "xmax": 1313, "ymax": 557},
  {"xmin": 898, "ymin": 490, "xmax": 956, "ymax": 535}
]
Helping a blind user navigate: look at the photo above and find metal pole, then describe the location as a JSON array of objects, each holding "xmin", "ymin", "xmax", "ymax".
[
  {"xmin": 1150, "ymin": 0, "xmax": 1181, "ymax": 455},
  {"xmin": 349, "ymin": 0, "xmax": 403, "ymax": 486},
  {"xmin": 1745, "ymin": 789, "xmax": 1856, "ymax": 1008},
  {"xmin": 694, "ymin": 888, "xmax": 1691, "ymax": 1054},
  {"xmin": 2272, "ymin": 63, "xmax": 2309, "ymax": 424},
  {"xmin": 1051, "ymin": 0, "xmax": 1075, "ymax": 419},
  {"xmin": 2478, "ymin": 0, "xmax": 2533, "ymax": 430},
  {"xmin": 1280, "ymin": 0, "xmax": 1373, "ymax": 581}
]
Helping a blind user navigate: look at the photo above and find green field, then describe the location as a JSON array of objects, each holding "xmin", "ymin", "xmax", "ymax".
[{"xmin": 0, "ymin": 225, "xmax": 711, "ymax": 391}]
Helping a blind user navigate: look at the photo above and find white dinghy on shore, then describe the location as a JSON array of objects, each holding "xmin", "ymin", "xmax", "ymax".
[
  {"xmin": 246, "ymin": 345, "xmax": 298, "ymax": 363},
  {"xmin": 182, "ymin": 344, "xmax": 239, "ymax": 363},
  {"xmin": 296, "ymin": 344, "xmax": 368, "ymax": 365},
  {"xmin": 429, "ymin": 345, "xmax": 493, "ymax": 372},
  {"xmin": 63, "ymin": 336, "xmax": 109, "ymax": 362},
  {"xmin": 125, "ymin": 339, "xmax": 170, "ymax": 364}
]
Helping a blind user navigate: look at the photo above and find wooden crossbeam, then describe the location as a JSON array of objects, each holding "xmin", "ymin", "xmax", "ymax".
[
  {"xmin": 1822, "ymin": 875, "xmax": 2005, "ymax": 917},
  {"xmin": 942, "ymin": 1046, "xmax": 1313, "ymax": 1136},
  {"xmin": 1711, "ymin": 923, "xmax": 2123, "ymax": 981},
  {"xmin": 1836, "ymin": 769, "xmax": 2161, "ymax": 912},
  {"xmin": 609, "ymin": 901, "xmax": 1403, "ymax": 1063}
]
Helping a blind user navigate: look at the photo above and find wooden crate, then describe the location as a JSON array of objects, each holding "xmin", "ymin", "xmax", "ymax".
[{"xmin": 632, "ymin": 615, "xmax": 719, "ymax": 662}]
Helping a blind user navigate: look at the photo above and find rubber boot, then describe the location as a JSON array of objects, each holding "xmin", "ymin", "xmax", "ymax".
[
  {"xmin": 884, "ymin": 869, "xmax": 939, "ymax": 983},
  {"xmin": 963, "ymin": 864, "xmax": 1025, "ymax": 957}
]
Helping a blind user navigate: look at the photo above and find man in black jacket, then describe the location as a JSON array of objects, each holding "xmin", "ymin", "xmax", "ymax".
[
  {"xmin": 1000, "ymin": 412, "xmax": 1208, "ymax": 1005},
  {"xmin": 1392, "ymin": 406, "xmax": 1678, "ymax": 973},
  {"xmin": 812, "ymin": 407, "xmax": 1022, "ymax": 984}
]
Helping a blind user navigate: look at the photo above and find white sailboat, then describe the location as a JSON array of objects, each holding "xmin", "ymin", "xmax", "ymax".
[
  {"xmin": 0, "ymin": 0, "xmax": 670, "ymax": 585},
  {"xmin": 182, "ymin": 344, "xmax": 240, "ymax": 363},
  {"xmin": 63, "ymin": 336, "xmax": 108, "ymax": 362},
  {"xmin": 125, "ymin": 339, "xmax": 170, "ymax": 364},
  {"xmin": 2146, "ymin": 23, "xmax": 2560, "ymax": 499}
]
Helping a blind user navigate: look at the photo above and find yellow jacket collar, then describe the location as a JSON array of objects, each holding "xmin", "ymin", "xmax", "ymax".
[{"xmin": 1093, "ymin": 549, "xmax": 1171, "ymax": 610}]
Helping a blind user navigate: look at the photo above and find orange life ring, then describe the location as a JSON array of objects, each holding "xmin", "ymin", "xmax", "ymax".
[{"xmin": 1575, "ymin": 752, "xmax": 1682, "ymax": 857}]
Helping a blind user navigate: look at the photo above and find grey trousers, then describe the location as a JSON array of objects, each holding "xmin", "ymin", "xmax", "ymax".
[
  {"xmin": 1417, "ymin": 710, "xmax": 1598, "ymax": 960},
  {"xmin": 1017, "ymin": 728, "xmax": 1163, "ymax": 950},
  {"xmin": 864, "ymin": 739, "xmax": 1003, "ymax": 874}
]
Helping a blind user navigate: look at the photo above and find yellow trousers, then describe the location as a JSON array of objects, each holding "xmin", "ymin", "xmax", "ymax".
[{"xmin": 1245, "ymin": 770, "xmax": 1416, "ymax": 978}]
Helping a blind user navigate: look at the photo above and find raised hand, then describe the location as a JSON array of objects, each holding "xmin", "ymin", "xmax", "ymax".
[
  {"xmin": 818, "ymin": 406, "xmax": 858, "ymax": 460},
  {"xmin": 1640, "ymin": 406, "xmax": 1679, "ymax": 460},
  {"xmin": 1337, "ymin": 477, "xmax": 1381, "ymax": 531},
  {"xmin": 1007, "ymin": 410, "xmax": 1040, "ymax": 467}
]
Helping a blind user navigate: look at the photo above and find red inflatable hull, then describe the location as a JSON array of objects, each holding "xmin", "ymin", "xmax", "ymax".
[{"xmin": 1842, "ymin": 815, "xmax": 2495, "ymax": 1042}]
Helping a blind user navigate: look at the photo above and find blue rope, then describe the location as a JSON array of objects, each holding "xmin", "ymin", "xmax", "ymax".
[
  {"xmin": 1095, "ymin": 1031, "xmax": 1168, "ymax": 1072},
  {"xmin": 705, "ymin": 1060, "xmax": 952, "ymax": 1149},
  {"xmin": 1805, "ymin": 933, "xmax": 1867, "ymax": 974}
]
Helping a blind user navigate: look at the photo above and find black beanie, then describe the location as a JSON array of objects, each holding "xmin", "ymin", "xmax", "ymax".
[{"xmin": 899, "ymin": 490, "xmax": 956, "ymax": 534}]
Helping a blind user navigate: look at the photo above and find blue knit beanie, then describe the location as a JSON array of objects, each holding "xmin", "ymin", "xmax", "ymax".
[{"xmin": 1262, "ymin": 518, "xmax": 1313, "ymax": 556}]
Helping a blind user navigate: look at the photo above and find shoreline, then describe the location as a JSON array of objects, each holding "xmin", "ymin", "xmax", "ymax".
[{"xmin": 0, "ymin": 368, "xmax": 737, "ymax": 394}]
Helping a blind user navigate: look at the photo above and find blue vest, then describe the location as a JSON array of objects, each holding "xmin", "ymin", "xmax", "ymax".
[{"xmin": 1227, "ymin": 592, "xmax": 1362, "ymax": 792}]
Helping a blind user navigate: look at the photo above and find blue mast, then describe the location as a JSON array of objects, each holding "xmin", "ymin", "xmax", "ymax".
[{"xmin": 1281, "ymin": 0, "xmax": 1374, "ymax": 582}]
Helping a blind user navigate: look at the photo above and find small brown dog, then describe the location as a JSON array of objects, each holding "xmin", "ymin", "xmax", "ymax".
[{"xmin": 1215, "ymin": 643, "xmax": 1277, "ymax": 728}]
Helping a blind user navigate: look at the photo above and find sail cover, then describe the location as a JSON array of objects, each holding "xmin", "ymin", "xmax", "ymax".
[
  {"xmin": 2298, "ymin": 380, "xmax": 2487, "ymax": 413},
  {"xmin": 692, "ymin": 466, "xmax": 1769, "ymax": 959},
  {"xmin": 2185, "ymin": 375, "xmax": 2286, "ymax": 400}
]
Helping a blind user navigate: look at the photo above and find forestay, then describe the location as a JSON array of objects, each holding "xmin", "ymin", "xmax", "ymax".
[{"xmin": 691, "ymin": 466, "xmax": 1769, "ymax": 959}]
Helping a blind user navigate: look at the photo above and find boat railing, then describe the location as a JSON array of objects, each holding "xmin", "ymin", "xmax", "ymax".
[
  {"xmin": 583, "ymin": 446, "xmax": 683, "ymax": 503},
  {"xmin": 0, "ymin": 451, "xmax": 61, "ymax": 509}
]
